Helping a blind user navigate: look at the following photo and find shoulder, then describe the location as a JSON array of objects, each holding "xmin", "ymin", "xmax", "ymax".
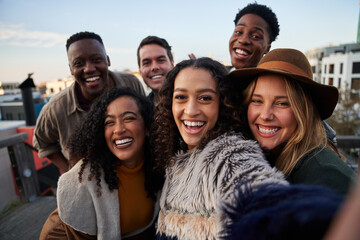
[
  {"xmin": 39, "ymin": 85, "xmax": 73, "ymax": 115},
  {"xmin": 299, "ymin": 148, "xmax": 353, "ymax": 172},
  {"xmin": 202, "ymin": 132, "xmax": 286, "ymax": 184},
  {"xmin": 290, "ymin": 148, "xmax": 356, "ymax": 194},
  {"xmin": 57, "ymin": 160, "xmax": 97, "ymax": 235},
  {"xmin": 57, "ymin": 160, "xmax": 91, "ymax": 199},
  {"xmin": 203, "ymin": 132, "xmax": 264, "ymax": 161}
]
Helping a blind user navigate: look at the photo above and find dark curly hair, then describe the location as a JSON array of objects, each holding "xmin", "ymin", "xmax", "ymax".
[
  {"xmin": 151, "ymin": 57, "xmax": 244, "ymax": 171},
  {"xmin": 69, "ymin": 87, "xmax": 163, "ymax": 198},
  {"xmin": 66, "ymin": 31, "xmax": 104, "ymax": 51},
  {"xmin": 234, "ymin": 3, "xmax": 279, "ymax": 43},
  {"xmin": 137, "ymin": 35, "xmax": 173, "ymax": 66}
]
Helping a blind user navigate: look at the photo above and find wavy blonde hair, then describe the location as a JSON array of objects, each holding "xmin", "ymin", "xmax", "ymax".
[{"xmin": 244, "ymin": 75, "xmax": 342, "ymax": 176}]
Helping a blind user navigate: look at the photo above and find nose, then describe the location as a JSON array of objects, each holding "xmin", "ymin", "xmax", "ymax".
[
  {"xmin": 237, "ymin": 33, "xmax": 251, "ymax": 45},
  {"xmin": 151, "ymin": 62, "xmax": 160, "ymax": 72},
  {"xmin": 113, "ymin": 122, "xmax": 126, "ymax": 134},
  {"xmin": 184, "ymin": 98, "xmax": 200, "ymax": 116},
  {"xmin": 84, "ymin": 61, "xmax": 96, "ymax": 73},
  {"xmin": 259, "ymin": 104, "xmax": 274, "ymax": 121}
]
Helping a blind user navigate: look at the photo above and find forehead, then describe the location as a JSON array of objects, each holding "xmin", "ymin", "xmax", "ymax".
[
  {"xmin": 139, "ymin": 44, "xmax": 168, "ymax": 60},
  {"xmin": 67, "ymin": 39, "xmax": 106, "ymax": 59},
  {"xmin": 255, "ymin": 74, "xmax": 287, "ymax": 93},
  {"xmin": 174, "ymin": 67, "xmax": 217, "ymax": 89},
  {"xmin": 106, "ymin": 96, "xmax": 140, "ymax": 114},
  {"xmin": 237, "ymin": 13, "xmax": 269, "ymax": 33}
]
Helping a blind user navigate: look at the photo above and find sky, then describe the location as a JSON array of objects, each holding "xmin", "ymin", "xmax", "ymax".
[{"xmin": 0, "ymin": 0, "xmax": 359, "ymax": 85}]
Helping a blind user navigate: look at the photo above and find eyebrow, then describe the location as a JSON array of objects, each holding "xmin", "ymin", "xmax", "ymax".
[
  {"xmin": 174, "ymin": 88, "xmax": 217, "ymax": 94},
  {"xmin": 252, "ymin": 94, "xmax": 288, "ymax": 99},
  {"xmin": 236, "ymin": 23, "xmax": 265, "ymax": 34},
  {"xmin": 105, "ymin": 111, "xmax": 138, "ymax": 119}
]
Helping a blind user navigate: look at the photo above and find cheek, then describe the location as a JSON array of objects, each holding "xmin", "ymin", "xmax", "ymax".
[
  {"xmin": 247, "ymin": 106, "xmax": 257, "ymax": 123},
  {"xmin": 282, "ymin": 110, "xmax": 297, "ymax": 132},
  {"xmin": 104, "ymin": 129, "xmax": 112, "ymax": 145}
]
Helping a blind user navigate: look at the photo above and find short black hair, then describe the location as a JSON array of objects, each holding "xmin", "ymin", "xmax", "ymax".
[
  {"xmin": 234, "ymin": 3, "xmax": 279, "ymax": 43},
  {"xmin": 137, "ymin": 35, "xmax": 173, "ymax": 66},
  {"xmin": 66, "ymin": 31, "xmax": 104, "ymax": 51}
]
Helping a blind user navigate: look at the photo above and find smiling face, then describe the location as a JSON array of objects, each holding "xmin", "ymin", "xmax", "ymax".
[
  {"xmin": 67, "ymin": 39, "xmax": 111, "ymax": 101},
  {"xmin": 172, "ymin": 67, "xmax": 219, "ymax": 150},
  {"xmin": 104, "ymin": 96, "xmax": 146, "ymax": 168},
  {"xmin": 247, "ymin": 74, "xmax": 297, "ymax": 150},
  {"xmin": 139, "ymin": 44, "xmax": 174, "ymax": 92},
  {"xmin": 229, "ymin": 14, "xmax": 271, "ymax": 69}
]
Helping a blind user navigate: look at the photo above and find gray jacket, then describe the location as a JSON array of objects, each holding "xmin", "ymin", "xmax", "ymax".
[{"xmin": 157, "ymin": 132, "xmax": 288, "ymax": 240}]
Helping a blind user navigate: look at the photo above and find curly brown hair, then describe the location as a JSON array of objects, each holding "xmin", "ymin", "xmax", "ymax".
[
  {"xmin": 69, "ymin": 87, "xmax": 163, "ymax": 198},
  {"xmin": 151, "ymin": 57, "xmax": 245, "ymax": 171}
]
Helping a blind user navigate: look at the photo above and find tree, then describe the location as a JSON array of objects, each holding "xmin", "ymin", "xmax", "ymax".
[{"xmin": 328, "ymin": 84, "xmax": 360, "ymax": 136}]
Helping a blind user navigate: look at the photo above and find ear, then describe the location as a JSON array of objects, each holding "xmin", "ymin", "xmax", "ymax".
[
  {"xmin": 171, "ymin": 60, "xmax": 175, "ymax": 67},
  {"xmin": 107, "ymin": 55, "xmax": 111, "ymax": 67},
  {"xmin": 265, "ymin": 44, "xmax": 271, "ymax": 54},
  {"xmin": 68, "ymin": 64, "xmax": 74, "ymax": 76}
]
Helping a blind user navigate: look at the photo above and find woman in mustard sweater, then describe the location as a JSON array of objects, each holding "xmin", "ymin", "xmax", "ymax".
[{"xmin": 40, "ymin": 87, "xmax": 163, "ymax": 240}]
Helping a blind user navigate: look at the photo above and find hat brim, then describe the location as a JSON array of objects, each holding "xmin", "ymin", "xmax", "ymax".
[{"xmin": 229, "ymin": 68, "xmax": 339, "ymax": 120}]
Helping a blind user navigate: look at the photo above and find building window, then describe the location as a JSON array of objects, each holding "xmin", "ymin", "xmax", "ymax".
[
  {"xmin": 329, "ymin": 64, "xmax": 334, "ymax": 74},
  {"xmin": 351, "ymin": 78, "xmax": 360, "ymax": 90},
  {"xmin": 50, "ymin": 88, "xmax": 54, "ymax": 93},
  {"xmin": 59, "ymin": 87, "xmax": 62, "ymax": 91},
  {"xmin": 6, "ymin": 113, "xmax": 13, "ymax": 120},
  {"xmin": 340, "ymin": 63, "xmax": 343, "ymax": 74},
  {"xmin": 323, "ymin": 77, "xmax": 325, "ymax": 84},
  {"xmin": 324, "ymin": 65, "xmax": 327, "ymax": 74},
  {"xmin": 338, "ymin": 78, "xmax": 341, "ymax": 88},
  {"xmin": 18, "ymin": 113, "xmax": 25, "ymax": 120},
  {"xmin": 312, "ymin": 66, "xmax": 316, "ymax": 74},
  {"xmin": 352, "ymin": 62, "xmax": 360, "ymax": 73},
  {"xmin": 328, "ymin": 78, "xmax": 334, "ymax": 86}
]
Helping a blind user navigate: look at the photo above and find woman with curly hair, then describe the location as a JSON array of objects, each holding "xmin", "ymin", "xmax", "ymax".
[
  {"xmin": 40, "ymin": 87, "xmax": 163, "ymax": 240},
  {"xmin": 152, "ymin": 57, "xmax": 287, "ymax": 240}
]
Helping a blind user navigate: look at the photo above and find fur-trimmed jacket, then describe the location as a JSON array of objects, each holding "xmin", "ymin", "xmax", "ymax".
[{"xmin": 156, "ymin": 132, "xmax": 288, "ymax": 240}]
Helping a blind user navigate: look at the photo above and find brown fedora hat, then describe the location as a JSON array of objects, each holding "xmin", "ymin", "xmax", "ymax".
[{"xmin": 229, "ymin": 48, "xmax": 339, "ymax": 120}]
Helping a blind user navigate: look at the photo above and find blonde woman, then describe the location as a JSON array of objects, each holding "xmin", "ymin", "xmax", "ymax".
[{"xmin": 230, "ymin": 48, "xmax": 355, "ymax": 194}]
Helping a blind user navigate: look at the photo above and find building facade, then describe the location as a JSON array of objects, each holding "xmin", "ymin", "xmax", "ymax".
[{"xmin": 306, "ymin": 43, "xmax": 360, "ymax": 92}]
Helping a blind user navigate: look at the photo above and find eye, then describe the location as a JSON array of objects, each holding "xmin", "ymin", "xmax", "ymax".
[
  {"xmin": 73, "ymin": 61, "xmax": 83, "ymax": 67},
  {"xmin": 123, "ymin": 116, "xmax": 136, "ymax": 122},
  {"xmin": 142, "ymin": 61, "xmax": 150, "ymax": 66},
  {"xmin": 276, "ymin": 101, "xmax": 290, "ymax": 107},
  {"xmin": 199, "ymin": 95, "xmax": 212, "ymax": 101},
  {"xmin": 104, "ymin": 120, "xmax": 114, "ymax": 126},
  {"xmin": 234, "ymin": 30, "xmax": 243, "ymax": 35},
  {"xmin": 174, "ymin": 94, "xmax": 187, "ymax": 100},
  {"xmin": 93, "ymin": 57, "xmax": 103, "ymax": 63},
  {"xmin": 250, "ymin": 98, "xmax": 262, "ymax": 104},
  {"xmin": 251, "ymin": 34, "xmax": 262, "ymax": 39}
]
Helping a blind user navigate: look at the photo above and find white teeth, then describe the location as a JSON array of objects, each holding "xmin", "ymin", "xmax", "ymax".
[
  {"xmin": 235, "ymin": 49, "xmax": 249, "ymax": 56},
  {"xmin": 151, "ymin": 75, "xmax": 162, "ymax": 79},
  {"xmin": 258, "ymin": 126, "xmax": 279, "ymax": 134},
  {"xmin": 184, "ymin": 121, "xmax": 205, "ymax": 127},
  {"xmin": 115, "ymin": 138, "xmax": 132, "ymax": 145},
  {"xmin": 86, "ymin": 76, "xmax": 99, "ymax": 82}
]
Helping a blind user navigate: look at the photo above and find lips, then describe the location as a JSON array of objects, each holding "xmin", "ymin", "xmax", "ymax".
[
  {"xmin": 257, "ymin": 124, "xmax": 280, "ymax": 136},
  {"xmin": 114, "ymin": 138, "xmax": 133, "ymax": 148},
  {"xmin": 85, "ymin": 76, "xmax": 101, "ymax": 86},
  {"xmin": 182, "ymin": 120, "xmax": 206, "ymax": 134},
  {"xmin": 233, "ymin": 48, "xmax": 251, "ymax": 59}
]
